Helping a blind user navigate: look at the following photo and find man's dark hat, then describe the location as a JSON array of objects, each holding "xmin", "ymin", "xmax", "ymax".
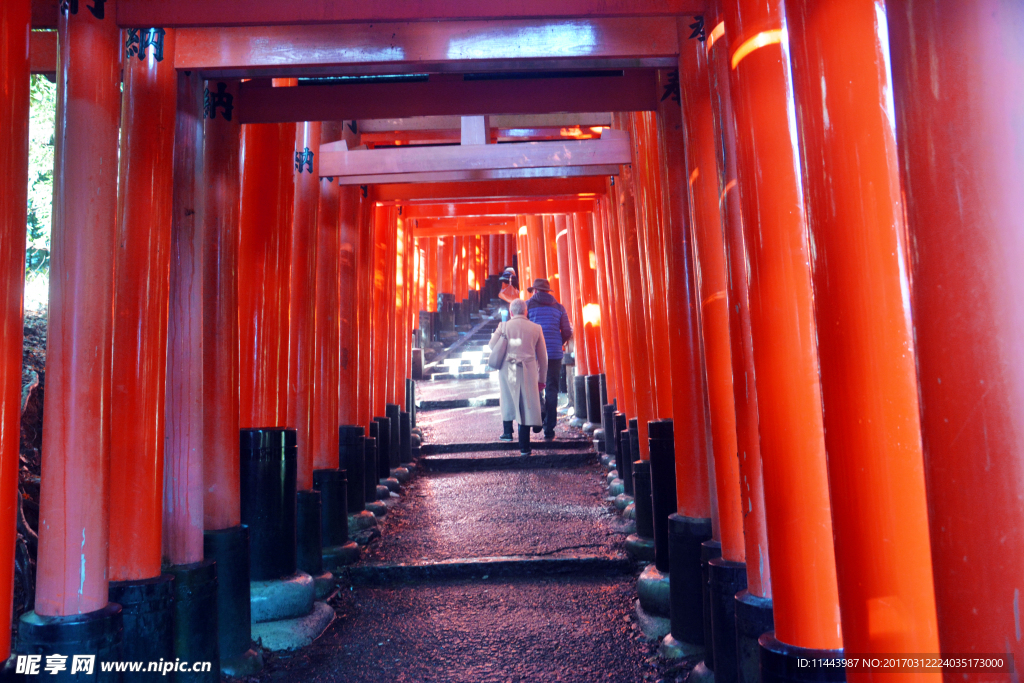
[{"xmin": 527, "ymin": 278, "xmax": 552, "ymax": 293}]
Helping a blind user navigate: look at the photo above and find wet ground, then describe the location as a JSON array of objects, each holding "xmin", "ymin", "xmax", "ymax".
[
  {"xmin": 242, "ymin": 309, "xmax": 684, "ymax": 683},
  {"xmin": 360, "ymin": 468, "xmax": 624, "ymax": 563},
  {"xmin": 262, "ymin": 577, "xmax": 656, "ymax": 683}
]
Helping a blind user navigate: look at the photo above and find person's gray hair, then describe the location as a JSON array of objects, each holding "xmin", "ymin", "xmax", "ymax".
[{"xmin": 509, "ymin": 299, "xmax": 527, "ymax": 316}]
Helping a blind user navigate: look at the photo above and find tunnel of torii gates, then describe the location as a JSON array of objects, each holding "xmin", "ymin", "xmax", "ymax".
[{"xmin": 0, "ymin": 0, "xmax": 1021, "ymax": 680}]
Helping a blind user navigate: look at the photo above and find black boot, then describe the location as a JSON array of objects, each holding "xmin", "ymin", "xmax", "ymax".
[
  {"xmin": 519, "ymin": 424, "xmax": 532, "ymax": 455},
  {"xmin": 499, "ymin": 420, "xmax": 514, "ymax": 442}
]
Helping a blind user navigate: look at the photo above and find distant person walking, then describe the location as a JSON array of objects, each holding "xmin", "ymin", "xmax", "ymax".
[
  {"xmin": 497, "ymin": 267, "xmax": 519, "ymax": 322},
  {"xmin": 526, "ymin": 278, "xmax": 572, "ymax": 440},
  {"xmin": 490, "ymin": 298, "xmax": 548, "ymax": 455}
]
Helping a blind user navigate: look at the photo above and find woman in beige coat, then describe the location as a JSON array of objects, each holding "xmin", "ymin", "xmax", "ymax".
[{"xmin": 490, "ymin": 298, "xmax": 548, "ymax": 455}]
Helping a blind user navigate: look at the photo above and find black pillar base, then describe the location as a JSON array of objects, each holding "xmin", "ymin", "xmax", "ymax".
[
  {"xmin": 338, "ymin": 427, "xmax": 365, "ymax": 514},
  {"xmin": 759, "ymin": 632, "xmax": 844, "ymax": 683},
  {"xmin": 571, "ymin": 375, "xmax": 587, "ymax": 427},
  {"xmin": 585, "ymin": 374, "xmax": 602, "ymax": 426},
  {"xmin": 406, "ymin": 379, "xmax": 417, "ymax": 429},
  {"xmin": 240, "ymin": 428, "xmax": 298, "ymax": 582},
  {"xmin": 312, "ymin": 469, "xmax": 349, "ymax": 548},
  {"xmin": 371, "ymin": 419, "xmax": 391, "ymax": 481},
  {"xmin": 710, "ymin": 558, "xmax": 748, "ymax": 683},
  {"xmin": 16, "ymin": 603, "xmax": 122, "ymax": 682},
  {"xmin": 386, "ymin": 404, "xmax": 401, "ymax": 468},
  {"xmin": 400, "ymin": 411, "xmax": 413, "ymax": 465},
  {"xmin": 702, "ymin": 540, "xmax": 723, "ymax": 670},
  {"xmin": 648, "ymin": 420, "xmax": 678, "ymax": 573},
  {"xmin": 631, "ymin": 460, "xmax": 655, "ymax": 540},
  {"xmin": 616, "ymin": 415, "xmax": 632, "ymax": 496},
  {"xmin": 736, "ymin": 591, "xmax": 774, "ymax": 683},
  {"xmin": 203, "ymin": 526, "xmax": 260, "ymax": 678},
  {"xmin": 107, "ymin": 574, "xmax": 174, "ymax": 680},
  {"xmin": 667, "ymin": 514, "xmax": 712, "ymax": 649},
  {"xmin": 296, "ymin": 490, "xmax": 324, "ymax": 577},
  {"xmin": 438, "ymin": 293, "xmax": 455, "ymax": 331},
  {"xmin": 165, "ymin": 559, "xmax": 219, "ymax": 682},
  {"xmin": 363, "ymin": 436, "xmax": 379, "ymax": 506},
  {"xmin": 602, "ymin": 404, "xmax": 617, "ymax": 458}
]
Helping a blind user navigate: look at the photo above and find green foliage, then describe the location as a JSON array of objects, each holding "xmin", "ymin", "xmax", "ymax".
[{"xmin": 27, "ymin": 74, "xmax": 56, "ymax": 279}]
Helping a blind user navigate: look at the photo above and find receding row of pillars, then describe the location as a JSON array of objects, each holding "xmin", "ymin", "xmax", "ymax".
[
  {"xmin": 0, "ymin": 0, "xmax": 431, "ymax": 673},
  {"xmin": 420, "ymin": 3, "xmax": 1023, "ymax": 683},
  {"xmin": 1, "ymin": 0, "xmax": 1023, "ymax": 678}
]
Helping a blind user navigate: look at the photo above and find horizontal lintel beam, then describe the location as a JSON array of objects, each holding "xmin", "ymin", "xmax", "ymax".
[
  {"xmin": 372, "ymin": 176, "xmax": 608, "ymax": 201},
  {"xmin": 30, "ymin": 30, "xmax": 56, "ymax": 75},
  {"xmin": 174, "ymin": 18, "xmax": 677, "ymax": 77},
  {"xmin": 403, "ymin": 199, "xmax": 596, "ymax": 219},
  {"xmin": 358, "ymin": 113, "xmax": 612, "ymax": 132},
  {"xmin": 332, "ymin": 165, "xmax": 618, "ymax": 186},
  {"xmin": 237, "ymin": 72, "xmax": 658, "ymax": 124},
  {"xmin": 119, "ymin": 1, "xmax": 705, "ymax": 28}
]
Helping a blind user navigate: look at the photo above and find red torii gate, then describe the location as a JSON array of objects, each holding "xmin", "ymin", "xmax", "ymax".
[{"xmin": 3, "ymin": 1, "xmax": 1023, "ymax": 681}]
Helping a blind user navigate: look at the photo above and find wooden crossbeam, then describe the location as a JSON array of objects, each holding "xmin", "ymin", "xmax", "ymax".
[
  {"xmin": 328, "ymin": 165, "xmax": 618, "ymax": 186},
  {"xmin": 372, "ymin": 176, "xmax": 607, "ymax": 201},
  {"xmin": 320, "ymin": 131, "xmax": 630, "ymax": 181},
  {"xmin": 402, "ymin": 199, "xmax": 597, "ymax": 219},
  {"xmin": 173, "ymin": 18, "xmax": 677, "ymax": 77},
  {"xmin": 236, "ymin": 72, "xmax": 658, "ymax": 123},
  {"xmin": 118, "ymin": 1, "xmax": 705, "ymax": 28}
]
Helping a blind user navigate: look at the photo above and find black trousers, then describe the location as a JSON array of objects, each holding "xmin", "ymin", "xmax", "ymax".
[
  {"xmin": 502, "ymin": 421, "xmax": 532, "ymax": 452},
  {"xmin": 541, "ymin": 357, "xmax": 562, "ymax": 434}
]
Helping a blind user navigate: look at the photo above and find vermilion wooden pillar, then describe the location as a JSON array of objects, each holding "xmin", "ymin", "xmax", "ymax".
[
  {"xmin": 370, "ymin": 204, "xmax": 390, "ymax": 417},
  {"xmin": 287, "ymin": 121, "xmax": 321, "ymax": 492},
  {"xmin": 238, "ymin": 116, "xmax": 295, "ymax": 429},
  {"xmin": 110, "ymin": 26, "xmax": 178, "ymax": 582},
  {"xmin": 516, "ymin": 224, "xmax": 530, "ymax": 288},
  {"xmin": 505, "ymin": 233, "xmax": 516, "ymax": 274},
  {"xmin": 590, "ymin": 205, "xmax": 618, "ymax": 403},
  {"xmin": 391, "ymin": 213, "xmax": 407, "ymax": 406},
  {"xmin": 383, "ymin": 209, "xmax": 399, "ymax": 407},
  {"xmin": 786, "ymin": 0, "xmax": 941, "ymax": 666},
  {"xmin": 721, "ymin": 0, "xmax": 843, "ymax": 652},
  {"xmin": 35, "ymin": 0, "xmax": 120, "ymax": 617},
  {"xmin": 676, "ymin": 49, "xmax": 742, "ymax": 558},
  {"xmin": 425, "ymin": 236, "xmax": 437, "ymax": 312},
  {"xmin": 0, "ymin": 0, "xmax": 30, "ymax": 656},
  {"xmin": 612, "ymin": 162, "xmax": 657, "ymax": 458},
  {"xmin": 164, "ymin": 68, "xmax": 206, "ymax": 567},
  {"xmin": 627, "ymin": 113, "xmax": 673, "ymax": 420},
  {"xmin": 526, "ymin": 215, "xmax": 547, "ymax": 280},
  {"xmin": 542, "ymin": 216, "xmax": 560, "ymax": 300},
  {"xmin": 886, "ymin": 0, "xmax": 1024, "ymax": 668},
  {"xmin": 438, "ymin": 236, "xmax": 453, "ymax": 295},
  {"xmin": 355, "ymin": 191, "xmax": 375, "ymax": 431},
  {"xmin": 338, "ymin": 181, "xmax": 361, "ymax": 425},
  {"xmin": 202, "ymin": 79, "xmax": 241, "ymax": 531},
  {"xmin": 563, "ymin": 216, "xmax": 587, "ymax": 376},
  {"xmin": 488, "ymin": 234, "xmax": 499, "ymax": 277},
  {"xmin": 313, "ymin": 122, "xmax": 342, "ymax": 467},
  {"xmin": 601, "ymin": 195, "xmax": 636, "ymax": 420},
  {"xmin": 705, "ymin": 13, "xmax": 772, "ymax": 601}
]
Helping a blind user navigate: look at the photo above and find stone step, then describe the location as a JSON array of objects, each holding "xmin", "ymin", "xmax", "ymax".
[
  {"xmin": 420, "ymin": 438, "xmax": 591, "ymax": 454},
  {"xmin": 346, "ymin": 554, "xmax": 631, "ymax": 585},
  {"xmin": 419, "ymin": 449, "xmax": 597, "ymax": 472},
  {"xmin": 427, "ymin": 371, "xmax": 493, "ymax": 381},
  {"xmin": 418, "ymin": 397, "xmax": 500, "ymax": 410}
]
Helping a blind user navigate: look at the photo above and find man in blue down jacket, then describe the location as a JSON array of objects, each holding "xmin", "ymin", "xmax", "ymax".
[{"xmin": 526, "ymin": 278, "xmax": 573, "ymax": 440}]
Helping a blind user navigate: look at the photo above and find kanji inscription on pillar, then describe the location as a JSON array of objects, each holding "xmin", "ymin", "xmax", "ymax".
[
  {"xmin": 125, "ymin": 28, "xmax": 166, "ymax": 62},
  {"xmin": 204, "ymin": 82, "xmax": 234, "ymax": 121}
]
